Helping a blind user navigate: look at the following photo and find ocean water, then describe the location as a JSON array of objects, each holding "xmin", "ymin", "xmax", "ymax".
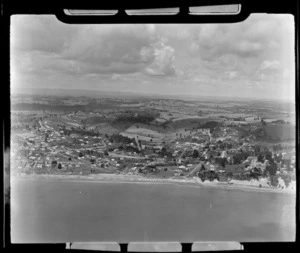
[{"xmin": 11, "ymin": 178, "xmax": 295, "ymax": 243}]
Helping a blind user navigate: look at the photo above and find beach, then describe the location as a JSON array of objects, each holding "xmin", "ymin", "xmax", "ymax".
[{"xmin": 11, "ymin": 173, "xmax": 296, "ymax": 195}]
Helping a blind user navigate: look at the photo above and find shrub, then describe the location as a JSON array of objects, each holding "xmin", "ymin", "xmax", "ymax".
[
  {"xmin": 270, "ymin": 175, "xmax": 279, "ymax": 187},
  {"xmin": 281, "ymin": 173, "xmax": 292, "ymax": 188}
]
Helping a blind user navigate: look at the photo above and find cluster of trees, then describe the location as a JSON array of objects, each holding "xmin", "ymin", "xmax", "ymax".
[
  {"xmin": 216, "ymin": 140, "xmax": 233, "ymax": 150},
  {"xmin": 63, "ymin": 127, "xmax": 100, "ymax": 137},
  {"xmin": 238, "ymin": 126, "xmax": 267, "ymax": 140},
  {"xmin": 233, "ymin": 117, "xmax": 245, "ymax": 121},
  {"xmin": 159, "ymin": 146, "xmax": 172, "ymax": 157},
  {"xmin": 281, "ymin": 173, "xmax": 292, "ymax": 187},
  {"xmin": 233, "ymin": 146, "xmax": 281, "ymax": 166},
  {"xmin": 215, "ymin": 157, "xmax": 228, "ymax": 167},
  {"xmin": 225, "ymin": 167, "xmax": 262, "ymax": 181},
  {"xmin": 232, "ymin": 150, "xmax": 252, "ymax": 164},
  {"xmin": 261, "ymin": 119, "xmax": 267, "ymax": 125},
  {"xmin": 113, "ymin": 111, "xmax": 157, "ymax": 125},
  {"xmin": 78, "ymin": 149, "xmax": 104, "ymax": 158},
  {"xmin": 198, "ymin": 170, "xmax": 219, "ymax": 182},
  {"xmin": 200, "ymin": 121, "xmax": 219, "ymax": 132},
  {"xmin": 108, "ymin": 134, "xmax": 134, "ymax": 144}
]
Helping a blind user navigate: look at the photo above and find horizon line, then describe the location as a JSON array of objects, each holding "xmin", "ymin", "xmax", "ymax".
[{"xmin": 12, "ymin": 87, "xmax": 295, "ymax": 103}]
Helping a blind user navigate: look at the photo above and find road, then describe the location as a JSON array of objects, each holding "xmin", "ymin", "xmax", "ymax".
[
  {"xmin": 39, "ymin": 120, "xmax": 60, "ymax": 136},
  {"xmin": 108, "ymin": 153, "xmax": 146, "ymax": 159}
]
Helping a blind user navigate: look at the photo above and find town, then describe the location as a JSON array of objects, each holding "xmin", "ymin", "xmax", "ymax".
[{"xmin": 11, "ymin": 92, "xmax": 296, "ymax": 190}]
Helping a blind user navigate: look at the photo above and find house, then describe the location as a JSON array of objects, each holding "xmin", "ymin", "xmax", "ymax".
[
  {"xmin": 36, "ymin": 163, "xmax": 43, "ymax": 169},
  {"xmin": 221, "ymin": 151, "xmax": 227, "ymax": 158},
  {"xmin": 247, "ymin": 156, "xmax": 258, "ymax": 166}
]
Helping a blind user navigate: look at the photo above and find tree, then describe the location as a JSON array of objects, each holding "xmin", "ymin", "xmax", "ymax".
[
  {"xmin": 68, "ymin": 157, "xmax": 72, "ymax": 161},
  {"xmin": 257, "ymin": 153, "xmax": 264, "ymax": 163},
  {"xmin": 264, "ymin": 148, "xmax": 273, "ymax": 161},
  {"xmin": 200, "ymin": 164, "xmax": 206, "ymax": 172},
  {"xmin": 285, "ymin": 159, "xmax": 292, "ymax": 171},
  {"xmin": 270, "ymin": 175, "xmax": 279, "ymax": 187},
  {"xmin": 192, "ymin": 149, "xmax": 199, "ymax": 158},
  {"xmin": 281, "ymin": 173, "xmax": 292, "ymax": 187},
  {"xmin": 57, "ymin": 163, "xmax": 62, "ymax": 169},
  {"xmin": 220, "ymin": 158, "xmax": 226, "ymax": 168},
  {"xmin": 226, "ymin": 143, "xmax": 233, "ymax": 149},
  {"xmin": 51, "ymin": 160, "xmax": 57, "ymax": 167},
  {"xmin": 219, "ymin": 143, "xmax": 226, "ymax": 150},
  {"xmin": 160, "ymin": 147, "xmax": 167, "ymax": 157},
  {"xmin": 226, "ymin": 171, "xmax": 233, "ymax": 180},
  {"xmin": 253, "ymin": 145, "xmax": 261, "ymax": 156},
  {"xmin": 266, "ymin": 162, "xmax": 277, "ymax": 177},
  {"xmin": 233, "ymin": 154, "xmax": 241, "ymax": 164}
]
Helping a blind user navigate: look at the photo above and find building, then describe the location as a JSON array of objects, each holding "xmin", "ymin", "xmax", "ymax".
[{"xmin": 221, "ymin": 151, "xmax": 227, "ymax": 158}]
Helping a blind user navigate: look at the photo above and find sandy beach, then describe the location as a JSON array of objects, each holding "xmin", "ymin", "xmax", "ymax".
[{"xmin": 11, "ymin": 173, "xmax": 296, "ymax": 195}]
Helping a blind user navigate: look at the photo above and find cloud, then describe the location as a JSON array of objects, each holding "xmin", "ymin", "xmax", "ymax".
[
  {"xmin": 11, "ymin": 15, "xmax": 79, "ymax": 54},
  {"xmin": 11, "ymin": 18, "xmax": 180, "ymax": 77},
  {"xmin": 259, "ymin": 60, "xmax": 281, "ymax": 71},
  {"xmin": 143, "ymin": 42, "xmax": 177, "ymax": 76},
  {"xmin": 111, "ymin": 74, "xmax": 122, "ymax": 80},
  {"xmin": 187, "ymin": 14, "xmax": 293, "ymax": 60},
  {"xmin": 226, "ymin": 71, "xmax": 238, "ymax": 79},
  {"xmin": 10, "ymin": 14, "xmax": 294, "ymax": 100},
  {"xmin": 256, "ymin": 60, "xmax": 281, "ymax": 80}
]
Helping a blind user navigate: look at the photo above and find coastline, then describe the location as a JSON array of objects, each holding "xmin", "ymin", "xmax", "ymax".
[{"xmin": 11, "ymin": 173, "xmax": 296, "ymax": 195}]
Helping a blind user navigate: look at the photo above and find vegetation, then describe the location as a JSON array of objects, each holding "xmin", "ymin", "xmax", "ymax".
[
  {"xmin": 200, "ymin": 121, "xmax": 219, "ymax": 132},
  {"xmin": 63, "ymin": 127, "xmax": 100, "ymax": 137},
  {"xmin": 281, "ymin": 173, "xmax": 292, "ymax": 187},
  {"xmin": 112, "ymin": 111, "xmax": 158, "ymax": 125},
  {"xmin": 198, "ymin": 170, "xmax": 219, "ymax": 182},
  {"xmin": 108, "ymin": 134, "xmax": 134, "ymax": 144}
]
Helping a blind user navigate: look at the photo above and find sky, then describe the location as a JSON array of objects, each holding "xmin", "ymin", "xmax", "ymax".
[{"xmin": 10, "ymin": 14, "xmax": 295, "ymax": 101}]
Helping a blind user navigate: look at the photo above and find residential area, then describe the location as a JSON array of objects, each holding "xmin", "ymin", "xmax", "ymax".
[{"xmin": 11, "ymin": 93, "xmax": 296, "ymax": 191}]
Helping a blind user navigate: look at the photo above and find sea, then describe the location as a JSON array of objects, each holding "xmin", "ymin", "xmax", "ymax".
[{"xmin": 11, "ymin": 178, "xmax": 295, "ymax": 243}]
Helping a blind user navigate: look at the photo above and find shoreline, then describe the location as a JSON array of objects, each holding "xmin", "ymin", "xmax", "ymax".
[{"xmin": 11, "ymin": 173, "xmax": 296, "ymax": 195}]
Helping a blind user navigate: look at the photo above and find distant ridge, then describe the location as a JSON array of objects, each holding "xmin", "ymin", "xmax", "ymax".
[{"xmin": 12, "ymin": 87, "xmax": 295, "ymax": 104}]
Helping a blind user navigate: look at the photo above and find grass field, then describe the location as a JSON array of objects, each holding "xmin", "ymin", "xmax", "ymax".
[
  {"xmin": 83, "ymin": 116, "xmax": 107, "ymax": 125},
  {"xmin": 120, "ymin": 125, "xmax": 164, "ymax": 145}
]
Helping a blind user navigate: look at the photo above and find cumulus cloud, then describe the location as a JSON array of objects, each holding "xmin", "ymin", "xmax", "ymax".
[
  {"xmin": 143, "ymin": 41, "xmax": 177, "ymax": 76},
  {"xmin": 111, "ymin": 74, "xmax": 122, "ymax": 80}
]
